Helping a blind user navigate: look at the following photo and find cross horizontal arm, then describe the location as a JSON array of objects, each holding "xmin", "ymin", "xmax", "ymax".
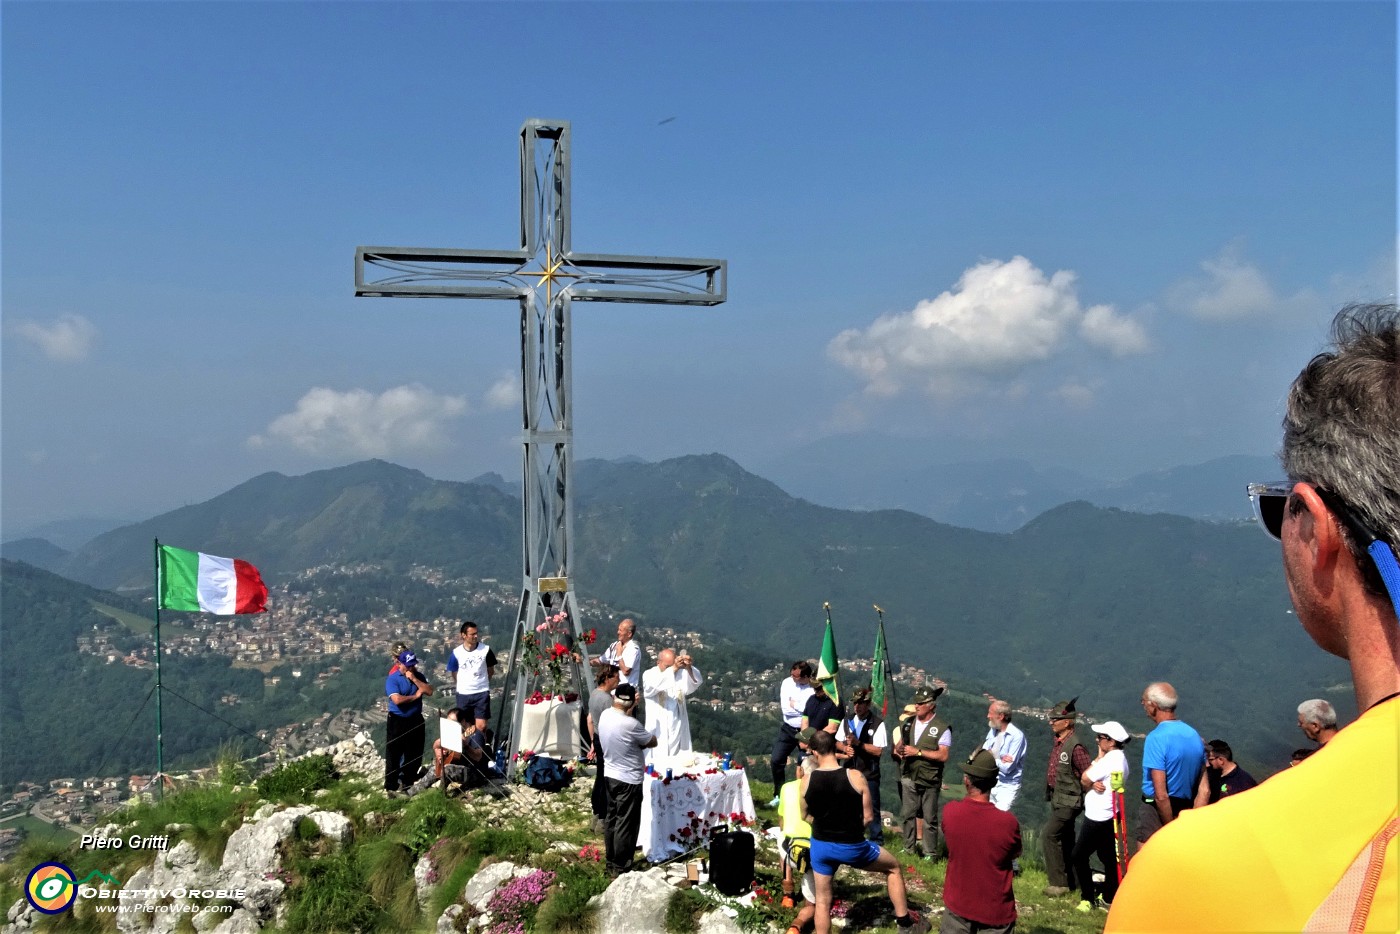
[
  {"xmin": 355, "ymin": 246, "xmax": 531, "ymax": 299},
  {"xmin": 356, "ymin": 246, "xmax": 726, "ymax": 306},
  {"xmin": 565, "ymin": 252, "xmax": 726, "ymax": 306}
]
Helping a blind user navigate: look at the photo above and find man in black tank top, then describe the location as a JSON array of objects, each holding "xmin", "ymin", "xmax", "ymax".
[{"xmin": 801, "ymin": 731, "xmax": 930, "ymax": 934}]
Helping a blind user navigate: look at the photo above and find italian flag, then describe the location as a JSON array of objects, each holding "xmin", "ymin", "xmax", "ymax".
[{"xmin": 158, "ymin": 544, "xmax": 268, "ymax": 615}]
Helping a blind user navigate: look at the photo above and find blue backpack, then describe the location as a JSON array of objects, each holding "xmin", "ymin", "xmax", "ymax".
[{"xmin": 523, "ymin": 755, "xmax": 572, "ymax": 792}]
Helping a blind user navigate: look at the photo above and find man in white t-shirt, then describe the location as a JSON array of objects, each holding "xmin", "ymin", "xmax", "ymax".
[
  {"xmin": 598, "ymin": 683, "xmax": 657, "ymax": 875},
  {"xmin": 446, "ymin": 621, "xmax": 496, "ymax": 736}
]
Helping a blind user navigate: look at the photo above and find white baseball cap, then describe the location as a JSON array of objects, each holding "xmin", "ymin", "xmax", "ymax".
[{"xmin": 1091, "ymin": 720, "xmax": 1130, "ymax": 743}]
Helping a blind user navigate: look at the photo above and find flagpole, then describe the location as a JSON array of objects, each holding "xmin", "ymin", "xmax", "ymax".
[{"xmin": 153, "ymin": 539, "xmax": 164, "ymax": 800}]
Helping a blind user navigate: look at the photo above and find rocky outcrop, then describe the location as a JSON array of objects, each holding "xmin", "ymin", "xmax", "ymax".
[
  {"xmin": 593, "ymin": 866, "xmax": 677, "ymax": 934},
  {"xmin": 0, "ymin": 804, "xmax": 360, "ymax": 934},
  {"xmin": 2, "ymin": 752, "xmax": 770, "ymax": 934}
]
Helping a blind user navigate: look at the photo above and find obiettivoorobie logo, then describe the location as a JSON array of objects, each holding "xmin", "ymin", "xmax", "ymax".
[{"xmin": 24, "ymin": 863, "xmax": 121, "ymax": 914}]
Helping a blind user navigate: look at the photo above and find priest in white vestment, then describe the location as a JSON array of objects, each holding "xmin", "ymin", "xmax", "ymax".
[{"xmin": 642, "ymin": 648, "xmax": 704, "ymax": 760}]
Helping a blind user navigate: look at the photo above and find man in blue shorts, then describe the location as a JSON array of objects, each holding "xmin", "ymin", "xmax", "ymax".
[
  {"xmin": 447, "ymin": 621, "xmax": 496, "ymax": 737},
  {"xmin": 801, "ymin": 729, "xmax": 929, "ymax": 934}
]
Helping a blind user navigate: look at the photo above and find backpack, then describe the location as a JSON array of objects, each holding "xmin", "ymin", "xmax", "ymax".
[{"xmin": 523, "ymin": 755, "xmax": 572, "ymax": 792}]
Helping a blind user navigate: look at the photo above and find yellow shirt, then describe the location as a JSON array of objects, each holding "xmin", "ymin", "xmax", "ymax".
[
  {"xmin": 778, "ymin": 777, "xmax": 812, "ymax": 842},
  {"xmin": 1107, "ymin": 697, "xmax": 1398, "ymax": 933}
]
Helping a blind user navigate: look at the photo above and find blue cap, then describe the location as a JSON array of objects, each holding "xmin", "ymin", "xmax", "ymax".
[{"xmin": 397, "ymin": 650, "xmax": 419, "ymax": 669}]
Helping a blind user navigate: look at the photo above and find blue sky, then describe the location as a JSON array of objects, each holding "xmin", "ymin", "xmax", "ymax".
[{"xmin": 3, "ymin": 1, "xmax": 1395, "ymax": 536}]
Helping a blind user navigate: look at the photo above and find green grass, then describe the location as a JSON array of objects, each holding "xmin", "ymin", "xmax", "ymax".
[
  {"xmin": 533, "ymin": 858, "xmax": 609, "ymax": 934},
  {"xmin": 0, "ymin": 756, "xmax": 1114, "ymax": 934},
  {"xmin": 92, "ymin": 601, "xmax": 192, "ymax": 637},
  {"xmin": 120, "ymin": 783, "xmax": 254, "ymax": 867},
  {"xmin": 283, "ymin": 850, "xmax": 381, "ymax": 933},
  {"xmin": 0, "ymin": 814, "xmax": 79, "ymax": 843}
]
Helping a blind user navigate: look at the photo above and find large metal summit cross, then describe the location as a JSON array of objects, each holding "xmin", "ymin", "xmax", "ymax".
[{"xmin": 355, "ymin": 119, "xmax": 726, "ymax": 762}]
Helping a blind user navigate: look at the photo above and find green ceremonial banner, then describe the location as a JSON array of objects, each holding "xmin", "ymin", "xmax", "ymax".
[
  {"xmin": 817, "ymin": 616, "xmax": 841, "ymax": 706},
  {"xmin": 871, "ymin": 620, "xmax": 890, "ymax": 718}
]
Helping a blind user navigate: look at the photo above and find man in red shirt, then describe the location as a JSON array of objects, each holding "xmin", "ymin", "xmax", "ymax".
[{"xmin": 942, "ymin": 749, "xmax": 1021, "ymax": 934}]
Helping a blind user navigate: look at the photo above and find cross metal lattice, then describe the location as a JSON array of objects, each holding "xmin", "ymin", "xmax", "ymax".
[{"xmin": 355, "ymin": 119, "xmax": 726, "ymax": 763}]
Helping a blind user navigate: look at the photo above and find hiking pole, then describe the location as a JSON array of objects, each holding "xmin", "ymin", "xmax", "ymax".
[{"xmin": 1110, "ymin": 769, "xmax": 1127, "ymax": 882}]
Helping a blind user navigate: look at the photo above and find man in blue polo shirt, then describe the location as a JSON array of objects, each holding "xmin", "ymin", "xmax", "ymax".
[
  {"xmin": 1136, "ymin": 681, "xmax": 1204, "ymax": 844},
  {"xmin": 385, "ymin": 649, "xmax": 435, "ymax": 794}
]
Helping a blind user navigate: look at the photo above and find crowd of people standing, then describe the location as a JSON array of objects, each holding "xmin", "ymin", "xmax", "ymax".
[{"xmin": 375, "ymin": 304, "xmax": 1398, "ymax": 934}]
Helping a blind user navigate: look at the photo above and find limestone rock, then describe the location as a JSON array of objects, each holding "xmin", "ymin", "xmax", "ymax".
[
  {"xmin": 192, "ymin": 907, "xmax": 225, "ymax": 932},
  {"xmin": 162, "ymin": 839, "xmax": 204, "ymax": 873},
  {"xmin": 220, "ymin": 805, "xmax": 315, "ymax": 888},
  {"xmin": 116, "ymin": 865, "xmax": 155, "ymax": 934},
  {"xmin": 308, "ymin": 810, "xmax": 353, "ymax": 847},
  {"xmin": 435, "ymin": 904, "xmax": 462, "ymax": 934},
  {"xmin": 698, "ymin": 909, "xmax": 748, "ymax": 934},
  {"xmin": 414, "ymin": 853, "xmax": 439, "ymax": 913},
  {"xmin": 463, "ymin": 860, "xmax": 529, "ymax": 913},
  {"xmin": 241, "ymin": 879, "xmax": 286, "ymax": 924},
  {"xmin": 594, "ymin": 866, "xmax": 675, "ymax": 934},
  {"xmin": 209, "ymin": 908, "xmax": 262, "ymax": 934},
  {"xmin": 3, "ymin": 897, "xmax": 36, "ymax": 934}
]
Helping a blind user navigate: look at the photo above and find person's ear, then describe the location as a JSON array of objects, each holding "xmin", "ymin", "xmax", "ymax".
[{"xmin": 1290, "ymin": 483, "xmax": 1346, "ymax": 577}]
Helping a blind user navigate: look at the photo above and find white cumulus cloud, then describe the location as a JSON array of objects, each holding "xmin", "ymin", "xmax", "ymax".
[
  {"xmin": 1167, "ymin": 242, "xmax": 1277, "ymax": 320},
  {"xmin": 484, "ymin": 373, "xmax": 519, "ymax": 411},
  {"xmin": 827, "ymin": 256, "xmax": 1147, "ymax": 398},
  {"xmin": 13, "ymin": 314, "xmax": 97, "ymax": 362},
  {"xmin": 248, "ymin": 385, "xmax": 469, "ymax": 457},
  {"xmin": 1080, "ymin": 304, "xmax": 1150, "ymax": 355},
  {"xmin": 1053, "ymin": 380, "xmax": 1097, "ymax": 408}
]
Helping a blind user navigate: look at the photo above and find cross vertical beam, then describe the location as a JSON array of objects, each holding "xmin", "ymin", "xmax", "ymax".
[{"xmin": 355, "ymin": 119, "xmax": 726, "ymax": 763}]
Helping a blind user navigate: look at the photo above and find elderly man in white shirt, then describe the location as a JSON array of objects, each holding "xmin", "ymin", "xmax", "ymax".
[
  {"xmin": 981, "ymin": 698, "xmax": 1028, "ymax": 811},
  {"xmin": 642, "ymin": 647, "xmax": 704, "ymax": 760},
  {"xmin": 594, "ymin": 618, "xmax": 641, "ymax": 688}
]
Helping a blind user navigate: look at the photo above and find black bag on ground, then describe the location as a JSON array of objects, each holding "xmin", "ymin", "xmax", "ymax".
[
  {"xmin": 523, "ymin": 755, "xmax": 572, "ymax": 792},
  {"xmin": 709, "ymin": 830, "xmax": 754, "ymax": 896}
]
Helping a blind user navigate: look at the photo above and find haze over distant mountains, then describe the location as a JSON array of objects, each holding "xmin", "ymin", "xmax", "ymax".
[
  {"xmin": 3, "ymin": 453, "xmax": 1350, "ymax": 775},
  {"xmin": 756, "ymin": 437, "xmax": 1278, "ymax": 533}
]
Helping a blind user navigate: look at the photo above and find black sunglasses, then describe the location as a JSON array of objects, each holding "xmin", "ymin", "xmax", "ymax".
[
  {"xmin": 1248, "ymin": 481, "xmax": 1400, "ymax": 621},
  {"xmin": 1247, "ymin": 481, "xmax": 1386, "ymax": 549}
]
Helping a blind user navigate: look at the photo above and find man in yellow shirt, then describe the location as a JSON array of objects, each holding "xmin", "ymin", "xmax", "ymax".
[{"xmin": 1107, "ymin": 303, "xmax": 1400, "ymax": 932}]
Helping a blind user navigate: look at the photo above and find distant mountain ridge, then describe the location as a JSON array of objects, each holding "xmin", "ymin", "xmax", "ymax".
[
  {"xmin": 27, "ymin": 455, "xmax": 1351, "ymax": 772},
  {"xmin": 757, "ymin": 436, "xmax": 1278, "ymax": 532}
]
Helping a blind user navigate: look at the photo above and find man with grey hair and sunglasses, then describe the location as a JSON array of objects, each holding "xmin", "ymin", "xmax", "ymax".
[
  {"xmin": 1296, "ymin": 697, "xmax": 1340, "ymax": 747},
  {"xmin": 1108, "ymin": 304, "xmax": 1400, "ymax": 932}
]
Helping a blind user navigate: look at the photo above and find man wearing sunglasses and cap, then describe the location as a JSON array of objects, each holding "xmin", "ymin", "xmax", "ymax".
[
  {"xmin": 894, "ymin": 684, "xmax": 951, "ymax": 861},
  {"xmin": 1109, "ymin": 303, "xmax": 1400, "ymax": 932},
  {"xmin": 384, "ymin": 649, "xmax": 435, "ymax": 794},
  {"xmin": 1042, "ymin": 697, "xmax": 1090, "ymax": 898}
]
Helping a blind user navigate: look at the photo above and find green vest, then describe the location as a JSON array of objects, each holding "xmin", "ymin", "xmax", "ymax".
[
  {"xmin": 1050, "ymin": 727, "xmax": 1087, "ymax": 810},
  {"xmin": 898, "ymin": 714, "xmax": 949, "ymax": 787}
]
